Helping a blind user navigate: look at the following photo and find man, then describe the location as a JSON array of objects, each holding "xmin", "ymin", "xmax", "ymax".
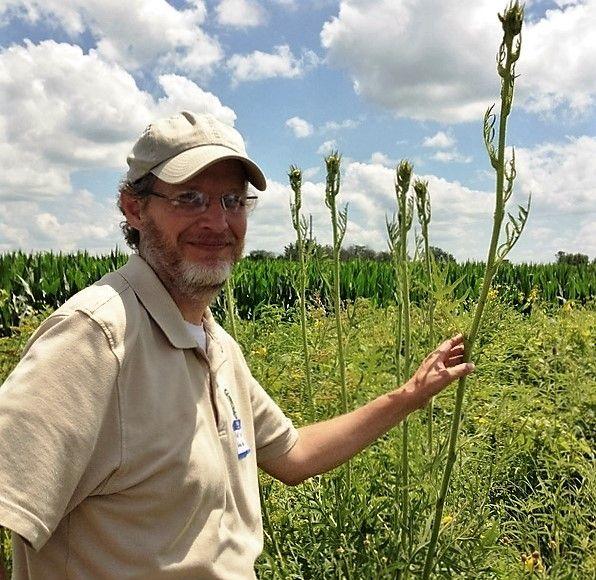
[{"xmin": 0, "ymin": 111, "xmax": 474, "ymax": 579}]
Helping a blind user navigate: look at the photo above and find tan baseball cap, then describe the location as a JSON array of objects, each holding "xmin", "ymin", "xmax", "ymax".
[{"xmin": 126, "ymin": 111, "xmax": 267, "ymax": 191}]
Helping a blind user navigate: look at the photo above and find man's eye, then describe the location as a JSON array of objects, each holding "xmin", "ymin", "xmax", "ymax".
[
  {"xmin": 224, "ymin": 195, "xmax": 243, "ymax": 208},
  {"xmin": 177, "ymin": 192, "xmax": 204, "ymax": 204}
]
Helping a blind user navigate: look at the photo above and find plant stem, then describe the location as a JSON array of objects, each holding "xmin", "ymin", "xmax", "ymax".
[
  {"xmin": 224, "ymin": 277, "xmax": 237, "ymax": 341},
  {"xmin": 421, "ymin": 4, "xmax": 524, "ymax": 577},
  {"xmin": 324, "ymin": 153, "xmax": 351, "ymax": 503},
  {"xmin": 395, "ymin": 160, "xmax": 414, "ymax": 561},
  {"xmin": 289, "ymin": 166, "xmax": 315, "ymax": 421}
]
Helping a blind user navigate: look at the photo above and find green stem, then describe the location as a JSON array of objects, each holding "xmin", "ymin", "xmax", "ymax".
[
  {"xmin": 423, "ymin": 228, "xmax": 435, "ymax": 453},
  {"xmin": 399, "ymin": 192, "xmax": 412, "ymax": 560},
  {"xmin": 331, "ymin": 203, "xmax": 350, "ymax": 489},
  {"xmin": 224, "ymin": 278, "xmax": 237, "ymax": 341},
  {"xmin": 421, "ymin": 10, "xmax": 520, "ymax": 578},
  {"xmin": 296, "ymin": 224, "xmax": 314, "ymax": 421}
]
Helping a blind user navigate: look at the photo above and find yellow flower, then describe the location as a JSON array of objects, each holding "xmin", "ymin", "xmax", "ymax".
[
  {"xmin": 441, "ymin": 515, "xmax": 453, "ymax": 527},
  {"xmin": 521, "ymin": 550, "xmax": 544, "ymax": 573}
]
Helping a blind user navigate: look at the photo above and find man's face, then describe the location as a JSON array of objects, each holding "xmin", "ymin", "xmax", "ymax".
[{"xmin": 136, "ymin": 159, "xmax": 249, "ymax": 296}]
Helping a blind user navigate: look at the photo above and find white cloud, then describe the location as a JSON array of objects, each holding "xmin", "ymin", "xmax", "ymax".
[
  {"xmin": 317, "ymin": 139, "xmax": 337, "ymax": 154},
  {"xmin": 321, "ymin": 0, "xmax": 596, "ymax": 122},
  {"xmin": 423, "ymin": 131, "xmax": 456, "ymax": 149},
  {"xmin": 155, "ymin": 75, "xmax": 236, "ymax": 125},
  {"xmin": 423, "ymin": 131, "xmax": 471, "ymax": 163},
  {"xmin": 370, "ymin": 152, "xmax": 394, "ymax": 167},
  {"xmin": 286, "ymin": 116, "xmax": 314, "ymax": 138},
  {"xmin": 515, "ymin": 135, "xmax": 596, "ymax": 214},
  {"xmin": 302, "ymin": 166, "xmax": 320, "ymax": 180},
  {"xmin": 0, "ymin": 0, "xmax": 222, "ymax": 75},
  {"xmin": 216, "ymin": 0, "xmax": 267, "ymax": 28},
  {"xmin": 520, "ymin": 0, "xmax": 596, "ymax": 116},
  {"xmin": 322, "ymin": 118, "xmax": 360, "ymax": 132},
  {"xmin": 0, "ymin": 40, "xmax": 236, "ymax": 203},
  {"xmin": 0, "ymin": 190, "xmax": 122, "ymax": 253},
  {"xmin": 227, "ymin": 45, "xmax": 319, "ymax": 84},
  {"xmin": 432, "ymin": 150, "xmax": 473, "ymax": 164}
]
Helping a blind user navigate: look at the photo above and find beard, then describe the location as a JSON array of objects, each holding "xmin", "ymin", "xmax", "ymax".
[{"xmin": 139, "ymin": 216, "xmax": 244, "ymax": 298}]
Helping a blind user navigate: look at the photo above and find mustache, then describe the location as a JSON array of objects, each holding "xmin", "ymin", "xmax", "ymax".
[{"xmin": 182, "ymin": 234, "xmax": 236, "ymax": 245}]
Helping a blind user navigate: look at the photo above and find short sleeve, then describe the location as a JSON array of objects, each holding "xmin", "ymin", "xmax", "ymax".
[
  {"xmin": 249, "ymin": 377, "xmax": 298, "ymax": 464},
  {"xmin": 0, "ymin": 310, "xmax": 119, "ymax": 550}
]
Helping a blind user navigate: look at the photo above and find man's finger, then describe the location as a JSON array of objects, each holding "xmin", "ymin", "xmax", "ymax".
[
  {"xmin": 446, "ymin": 355, "xmax": 464, "ymax": 367},
  {"xmin": 445, "ymin": 361, "xmax": 475, "ymax": 380},
  {"xmin": 434, "ymin": 334, "xmax": 465, "ymax": 360}
]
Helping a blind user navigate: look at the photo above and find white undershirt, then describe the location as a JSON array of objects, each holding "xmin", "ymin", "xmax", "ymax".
[{"xmin": 185, "ymin": 321, "xmax": 207, "ymax": 351}]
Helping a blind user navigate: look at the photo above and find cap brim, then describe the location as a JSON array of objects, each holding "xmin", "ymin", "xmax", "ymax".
[{"xmin": 150, "ymin": 145, "xmax": 267, "ymax": 191}]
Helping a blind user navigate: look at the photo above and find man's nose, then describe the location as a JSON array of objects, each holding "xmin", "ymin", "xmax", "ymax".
[{"xmin": 198, "ymin": 198, "xmax": 228, "ymax": 231}]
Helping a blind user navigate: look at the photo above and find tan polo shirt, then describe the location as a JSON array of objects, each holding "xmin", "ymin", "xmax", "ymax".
[{"xmin": 0, "ymin": 255, "xmax": 298, "ymax": 579}]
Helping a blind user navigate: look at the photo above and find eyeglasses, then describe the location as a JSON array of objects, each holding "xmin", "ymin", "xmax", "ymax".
[{"xmin": 147, "ymin": 190, "xmax": 258, "ymax": 215}]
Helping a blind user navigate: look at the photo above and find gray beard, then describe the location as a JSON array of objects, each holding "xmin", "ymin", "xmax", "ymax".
[{"xmin": 139, "ymin": 219, "xmax": 242, "ymax": 299}]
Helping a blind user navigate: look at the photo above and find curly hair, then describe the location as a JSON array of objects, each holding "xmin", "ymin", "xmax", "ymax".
[{"xmin": 117, "ymin": 173, "xmax": 157, "ymax": 251}]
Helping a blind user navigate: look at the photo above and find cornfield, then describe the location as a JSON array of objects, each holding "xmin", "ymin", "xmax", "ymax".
[{"xmin": 1, "ymin": 250, "xmax": 594, "ymax": 336}]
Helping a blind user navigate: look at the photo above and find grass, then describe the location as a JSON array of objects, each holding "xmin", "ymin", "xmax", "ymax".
[{"xmin": 1, "ymin": 298, "xmax": 594, "ymax": 577}]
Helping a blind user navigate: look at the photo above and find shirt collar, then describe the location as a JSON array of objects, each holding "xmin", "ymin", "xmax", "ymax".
[{"xmin": 116, "ymin": 254, "xmax": 197, "ymax": 350}]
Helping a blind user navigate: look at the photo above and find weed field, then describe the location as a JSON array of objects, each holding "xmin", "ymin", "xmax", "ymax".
[{"xmin": 1, "ymin": 292, "xmax": 594, "ymax": 578}]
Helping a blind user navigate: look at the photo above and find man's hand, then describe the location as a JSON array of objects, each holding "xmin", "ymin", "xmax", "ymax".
[{"xmin": 401, "ymin": 333, "xmax": 475, "ymax": 411}]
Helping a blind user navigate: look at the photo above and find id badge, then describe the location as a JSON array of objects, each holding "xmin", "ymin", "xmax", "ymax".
[{"xmin": 233, "ymin": 418, "xmax": 251, "ymax": 459}]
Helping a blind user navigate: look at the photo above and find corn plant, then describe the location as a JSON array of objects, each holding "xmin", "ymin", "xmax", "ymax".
[
  {"xmin": 414, "ymin": 179, "xmax": 436, "ymax": 452},
  {"xmin": 289, "ymin": 166, "xmax": 315, "ymax": 420},
  {"xmin": 422, "ymin": 3, "xmax": 530, "ymax": 577},
  {"xmin": 324, "ymin": 152, "xmax": 351, "ymax": 496}
]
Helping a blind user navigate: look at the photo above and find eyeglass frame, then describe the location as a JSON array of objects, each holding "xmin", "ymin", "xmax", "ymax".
[{"xmin": 145, "ymin": 190, "xmax": 259, "ymax": 215}]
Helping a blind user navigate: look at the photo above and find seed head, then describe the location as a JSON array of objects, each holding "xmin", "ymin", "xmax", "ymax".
[
  {"xmin": 325, "ymin": 151, "xmax": 341, "ymax": 175},
  {"xmin": 288, "ymin": 165, "xmax": 302, "ymax": 190},
  {"xmin": 396, "ymin": 160, "xmax": 413, "ymax": 193},
  {"xmin": 499, "ymin": 1, "xmax": 524, "ymax": 38}
]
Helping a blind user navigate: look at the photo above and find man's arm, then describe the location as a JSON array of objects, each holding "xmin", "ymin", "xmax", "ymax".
[{"xmin": 259, "ymin": 334, "xmax": 474, "ymax": 486}]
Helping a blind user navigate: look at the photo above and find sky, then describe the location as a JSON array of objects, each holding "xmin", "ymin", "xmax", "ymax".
[{"xmin": 0, "ymin": 0, "xmax": 595, "ymax": 263}]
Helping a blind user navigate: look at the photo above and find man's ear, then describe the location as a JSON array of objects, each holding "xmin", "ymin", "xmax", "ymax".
[{"xmin": 119, "ymin": 190, "xmax": 144, "ymax": 231}]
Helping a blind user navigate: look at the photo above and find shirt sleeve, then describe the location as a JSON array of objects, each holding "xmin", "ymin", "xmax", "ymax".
[
  {"xmin": 0, "ymin": 310, "xmax": 119, "ymax": 551},
  {"xmin": 248, "ymin": 376, "xmax": 299, "ymax": 464}
]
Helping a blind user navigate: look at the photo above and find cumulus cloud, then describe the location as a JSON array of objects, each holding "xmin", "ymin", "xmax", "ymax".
[
  {"xmin": 370, "ymin": 152, "xmax": 395, "ymax": 167},
  {"xmin": 423, "ymin": 131, "xmax": 456, "ymax": 149},
  {"xmin": 0, "ymin": 32, "xmax": 242, "ymax": 252},
  {"xmin": 432, "ymin": 151, "xmax": 473, "ymax": 164},
  {"xmin": 215, "ymin": 0, "xmax": 267, "ymax": 28},
  {"xmin": 227, "ymin": 45, "xmax": 319, "ymax": 84},
  {"xmin": 0, "ymin": 190, "xmax": 122, "ymax": 253},
  {"xmin": 423, "ymin": 131, "xmax": 471, "ymax": 163},
  {"xmin": 0, "ymin": 0, "xmax": 222, "ymax": 75},
  {"xmin": 521, "ymin": 0, "xmax": 596, "ymax": 116},
  {"xmin": 286, "ymin": 116, "xmax": 314, "ymax": 138},
  {"xmin": 515, "ymin": 135, "xmax": 596, "ymax": 214},
  {"xmin": 317, "ymin": 140, "xmax": 337, "ymax": 154},
  {"xmin": 321, "ymin": 0, "xmax": 596, "ymax": 122},
  {"xmin": 0, "ymin": 40, "xmax": 236, "ymax": 204}
]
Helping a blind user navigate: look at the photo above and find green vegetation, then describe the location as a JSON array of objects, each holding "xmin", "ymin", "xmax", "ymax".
[{"xmin": 3, "ymin": 297, "xmax": 593, "ymax": 577}]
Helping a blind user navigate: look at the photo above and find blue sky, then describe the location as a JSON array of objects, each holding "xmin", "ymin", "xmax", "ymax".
[{"xmin": 0, "ymin": 0, "xmax": 594, "ymax": 262}]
